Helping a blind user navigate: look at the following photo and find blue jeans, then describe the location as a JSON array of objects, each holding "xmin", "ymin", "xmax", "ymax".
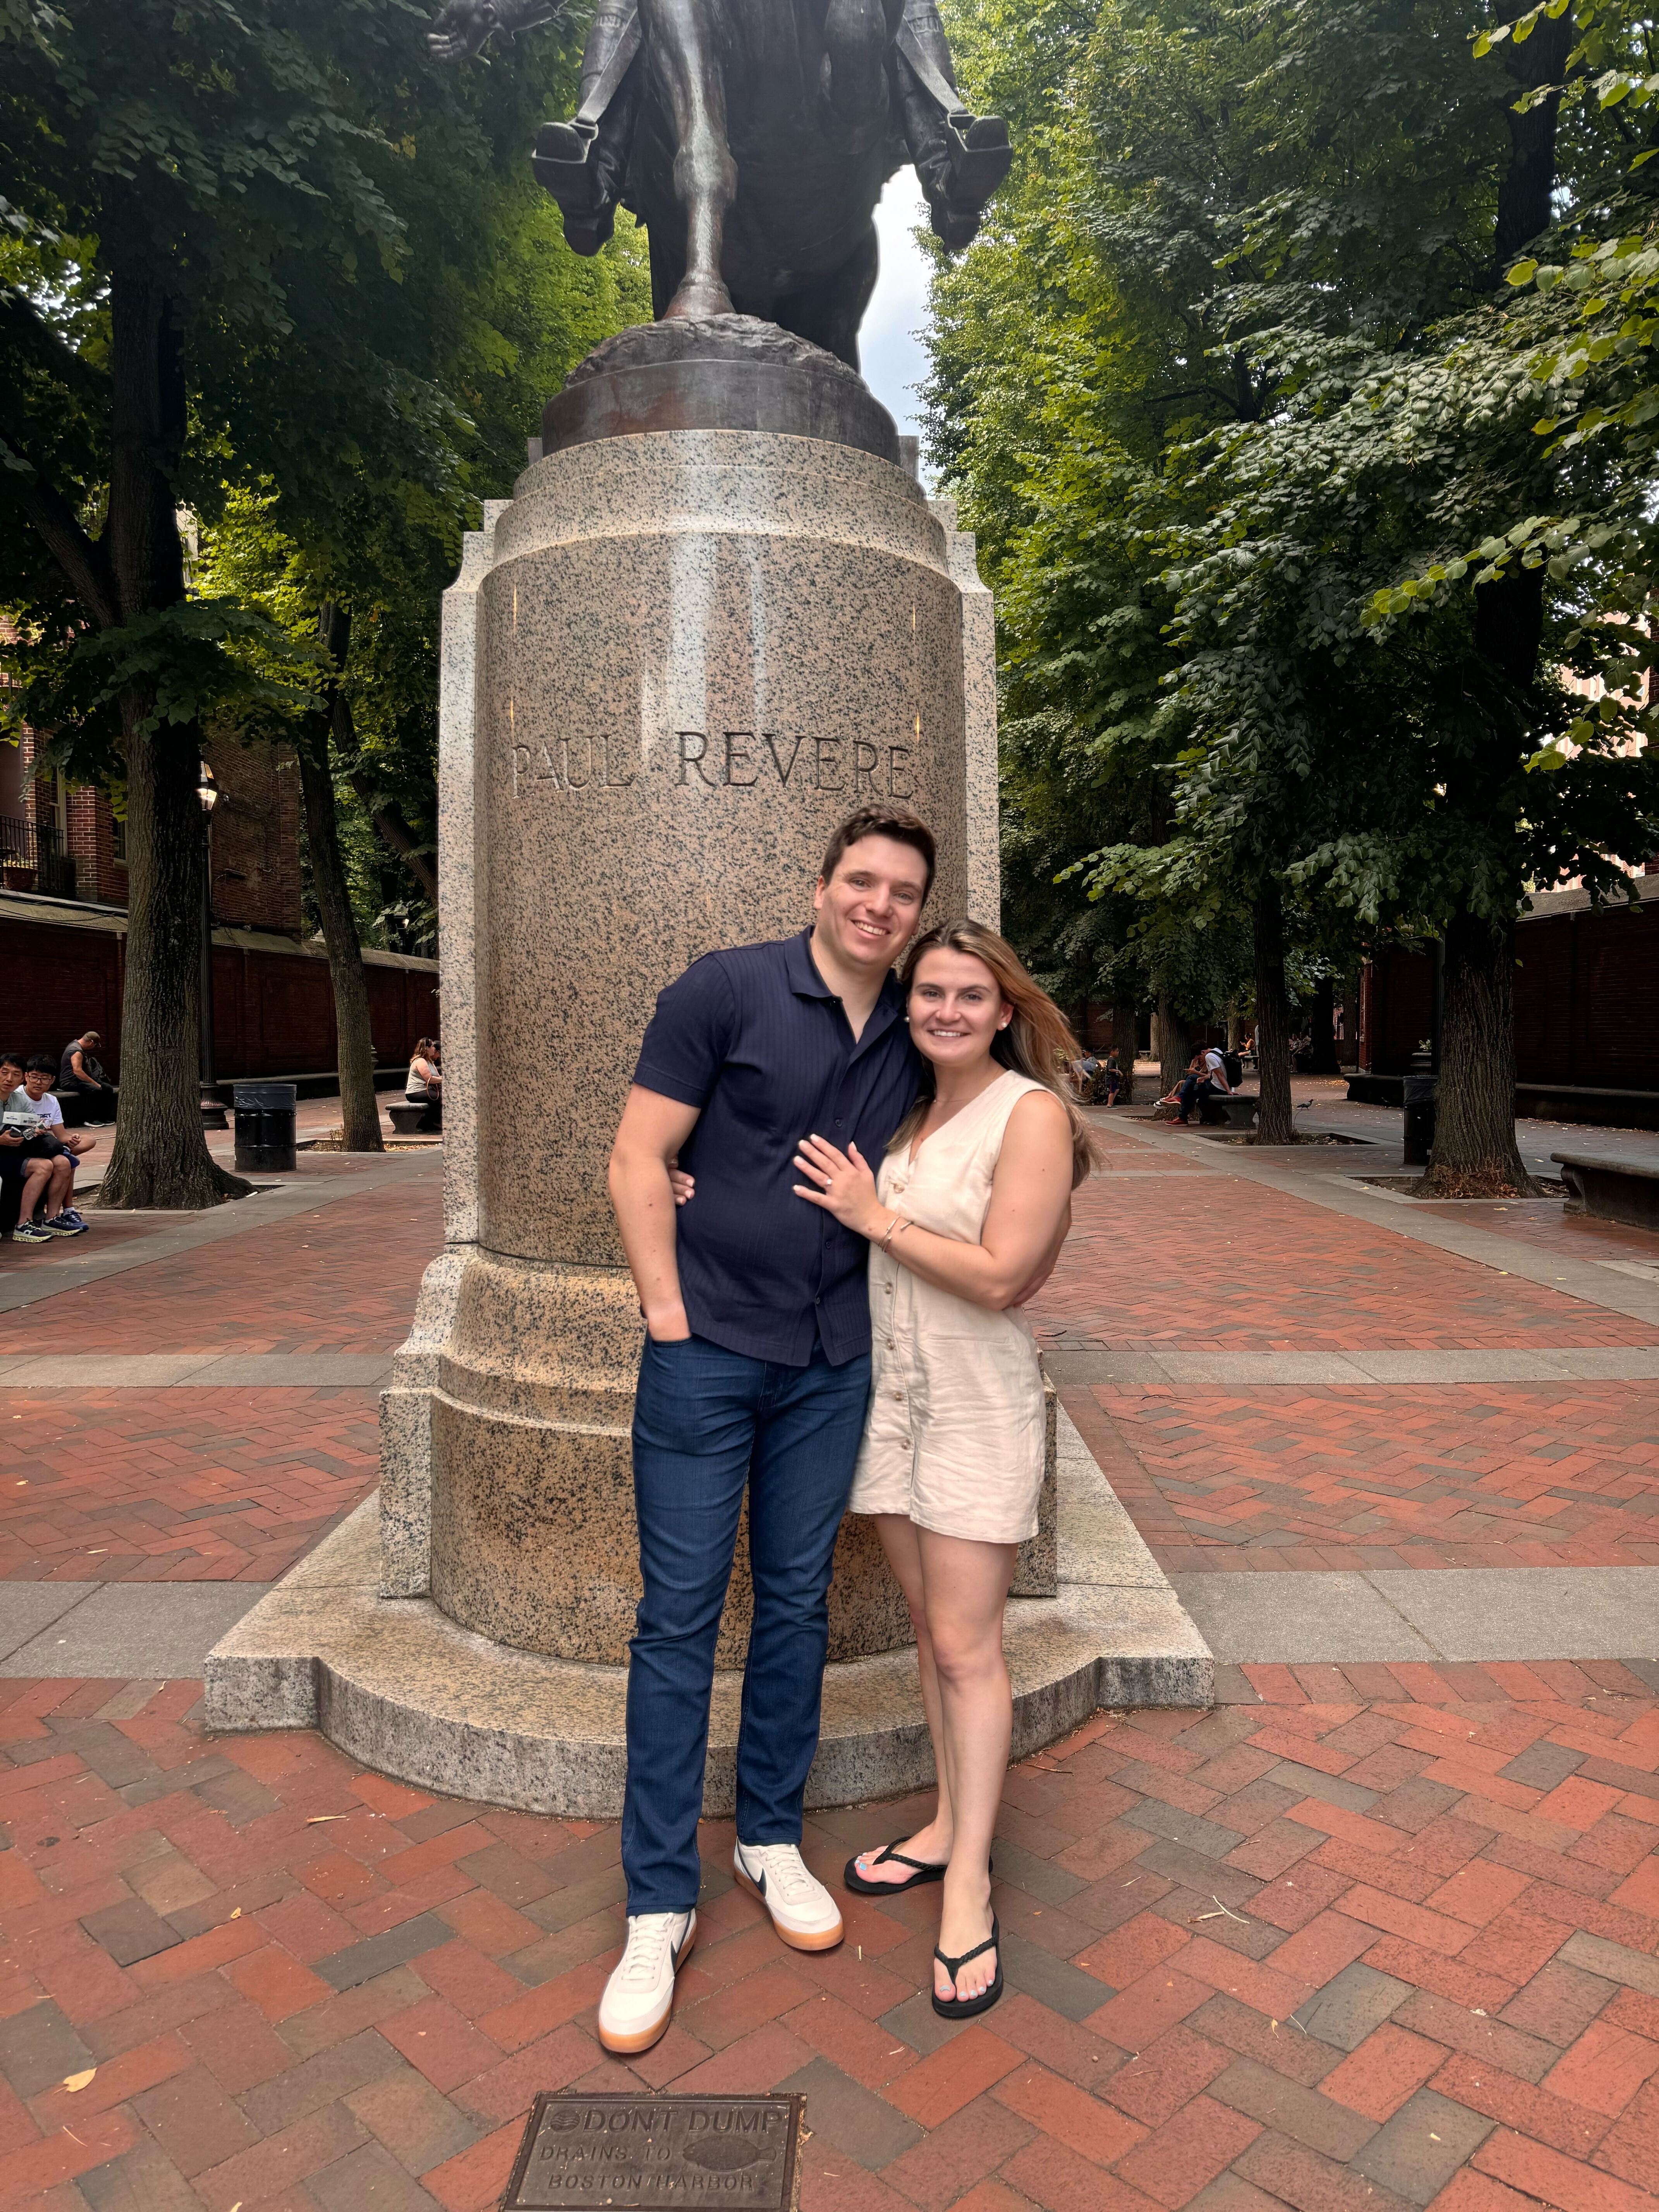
[{"xmin": 622, "ymin": 1334, "xmax": 872, "ymax": 1915}]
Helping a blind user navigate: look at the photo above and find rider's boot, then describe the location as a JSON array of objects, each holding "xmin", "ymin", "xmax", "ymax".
[
  {"xmin": 892, "ymin": 0, "xmax": 1011, "ymax": 248},
  {"xmin": 531, "ymin": 0, "xmax": 640, "ymax": 254}
]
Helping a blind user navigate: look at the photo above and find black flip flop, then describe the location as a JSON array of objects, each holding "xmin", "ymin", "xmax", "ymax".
[
  {"xmin": 843, "ymin": 1839, "xmax": 948, "ymax": 1896},
  {"xmin": 931, "ymin": 1915, "xmax": 1003, "ymax": 2020}
]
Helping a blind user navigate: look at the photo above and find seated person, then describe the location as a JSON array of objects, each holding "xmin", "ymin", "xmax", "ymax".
[
  {"xmin": 405, "ymin": 1037, "xmax": 442, "ymax": 1125},
  {"xmin": 59, "ymin": 1030, "xmax": 117, "ymax": 1123},
  {"xmin": 5, "ymin": 1056, "xmax": 94, "ymax": 1238},
  {"xmin": 0, "ymin": 1052, "xmax": 37, "ymax": 1242},
  {"xmin": 406, "ymin": 1037, "xmax": 442, "ymax": 1101},
  {"xmin": 1160, "ymin": 1046, "xmax": 1232, "ymax": 1125},
  {"xmin": 1070, "ymin": 1049, "xmax": 1104, "ymax": 1101}
]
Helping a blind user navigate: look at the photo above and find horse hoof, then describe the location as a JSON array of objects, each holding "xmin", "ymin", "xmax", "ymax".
[{"xmin": 665, "ymin": 277, "xmax": 736, "ymax": 321}]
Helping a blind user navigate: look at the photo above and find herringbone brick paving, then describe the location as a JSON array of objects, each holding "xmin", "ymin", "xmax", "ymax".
[
  {"xmin": 3, "ymin": 1168, "xmax": 442, "ymax": 1356},
  {"xmin": 1062, "ymin": 1382, "xmax": 1659, "ymax": 1572},
  {"xmin": 4, "ymin": 1664, "xmax": 1659, "ymax": 2211},
  {"xmin": 1025, "ymin": 1175, "xmax": 1659, "ymax": 1353},
  {"xmin": 0, "ymin": 1389, "xmax": 379, "ymax": 1583}
]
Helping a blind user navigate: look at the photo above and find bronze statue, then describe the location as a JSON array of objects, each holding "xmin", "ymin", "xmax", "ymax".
[{"xmin": 428, "ymin": 0, "xmax": 1011, "ymax": 369}]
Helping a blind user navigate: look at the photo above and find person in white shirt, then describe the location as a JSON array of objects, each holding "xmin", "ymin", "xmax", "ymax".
[{"xmin": 5, "ymin": 1059, "xmax": 94, "ymax": 1238}]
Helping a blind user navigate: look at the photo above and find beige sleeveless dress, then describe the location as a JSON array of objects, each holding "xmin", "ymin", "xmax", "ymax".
[{"xmin": 848, "ymin": 1068, "xmax": 1048, "ymax": 1544}]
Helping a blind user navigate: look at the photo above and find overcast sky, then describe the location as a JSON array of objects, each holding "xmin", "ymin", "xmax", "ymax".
[{"xmin": 859, "ymin": 172, "xmax": 934, "ymax": 448}]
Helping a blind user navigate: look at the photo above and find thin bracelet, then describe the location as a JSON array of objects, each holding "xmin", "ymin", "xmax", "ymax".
[{"xmin": 879, "ymin": 1214, "xmax": 909, "ymax": 1253}]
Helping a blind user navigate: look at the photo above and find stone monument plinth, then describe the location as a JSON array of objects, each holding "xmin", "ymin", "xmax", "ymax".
[{"xmin": 206, "ymin": 319, "xmax": 1211, "ymax": 1805}]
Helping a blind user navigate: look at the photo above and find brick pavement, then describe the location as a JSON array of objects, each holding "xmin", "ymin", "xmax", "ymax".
[
  {"xmin": 0, "ymin": 1389, "xmax": 379, "ymax": 1583},
  {"xmin": 5, "ymin": 1664, "xmax": 1659, "ymax": 2210},
  {"xmin": 1062, "ymin": 1383, "xmax": 1659, "ymax": 1574},
  {"xmin": 1025, "ymin": 1173, "xmax": 1659, "ymax": 1352},
  {"xmin": 3, "ymin": 1173, "xmax": 442, "ymax": 1356}
]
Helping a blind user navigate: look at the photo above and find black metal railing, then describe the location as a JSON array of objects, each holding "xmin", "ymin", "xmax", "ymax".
[{"xmin": 0, "ymin": 815, "xmax": 78, "ymax": 899}]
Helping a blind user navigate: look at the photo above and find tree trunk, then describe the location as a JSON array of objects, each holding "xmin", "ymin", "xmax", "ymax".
[
  {"xmin": 1112, "ymin": 995, "xmax": 1139, "ymax": 1104},
  {"xmin": 1157, "ymin": 993, "xmax": 1188, "ymax": 1096},
  {"xmin": 1253, "ymin": 885, "xmax": 1295, "ymax": 1145},
  {"xmin": 95, "ymin": 271, "xmax": 249, "ymax": 1210},
  {"xmin": 1422, "ymin": 908, "xmax": 1532, "ymax": 1194},
  {"xmin": 1307, "ymin": 978, "xmax": 1339, "ymax": 1074},
  {"xmin": 297, "ymin": 605, "xmax": 384, "ymax": 1153}
]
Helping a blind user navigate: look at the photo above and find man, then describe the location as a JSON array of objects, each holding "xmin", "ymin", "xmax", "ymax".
[
  {"xmin": 59, "ymin": 1031, "xmax": 116, "ymax": 1124},
  {"xmin": 1164, "ymin": 1044, "xmax": 1232, "ymax": 1125},
  {"xmin": 6, "ymin": 1058, "xmax": 93, "ymax": 1238},
  {"xmin": 600, "ymin": 804, "xmax": 933, "ymax": 2054},
  {"xmin": 0, "ymin": 1053, "xmax": 41, "ymax": 1242}
]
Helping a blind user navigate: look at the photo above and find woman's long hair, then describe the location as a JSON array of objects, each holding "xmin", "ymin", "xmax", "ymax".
[
  {"xmin": 411, "ymin": 1037, "xmax": 440, "ymax": 1061},
  {"xmin": 891, "ymin": 919, "xmax": 1099, "ymax": 1188}
]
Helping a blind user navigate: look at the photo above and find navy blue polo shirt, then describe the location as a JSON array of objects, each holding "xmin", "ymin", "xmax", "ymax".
[{"xmin": 633, "ymin": 931, "xmax": 922, "ymax": 1367}]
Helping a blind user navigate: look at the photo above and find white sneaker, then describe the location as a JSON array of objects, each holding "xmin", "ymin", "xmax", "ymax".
[
  {"xmin": 733, "ymin": 1841, "xmax": 844, "ymax": 1951},
  {"xmin": 597, "ymin": 1910, "xmax": 696, "ymax": 2054}
]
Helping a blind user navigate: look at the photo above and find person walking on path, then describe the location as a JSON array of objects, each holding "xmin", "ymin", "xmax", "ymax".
[
  {"xmin": 795, "ymin": 920, "xmax": 1092, "ymax": 2018},
  {"xmin": 600, "ymin": 805, "xmax": 937, "ymax": 2054}
]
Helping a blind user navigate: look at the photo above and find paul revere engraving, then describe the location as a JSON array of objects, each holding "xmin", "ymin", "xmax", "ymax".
[{"xmin": 510, "ymin": 732, "xmax": 915, "ymax": 798}]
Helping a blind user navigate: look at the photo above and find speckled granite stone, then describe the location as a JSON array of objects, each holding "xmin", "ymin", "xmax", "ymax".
[
  {"xmin": 930, "ymin": 498, "xmax": 1001, "ymax": 932},
  {"xmin": 471, "ymin": 429, "xmax": 968, "ymax": 1271}
]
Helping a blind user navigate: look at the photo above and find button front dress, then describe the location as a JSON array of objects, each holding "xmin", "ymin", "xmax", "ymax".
[{"xmin": 848, "ymin": 1068, "xmax": 1048, "ymax": 1544}]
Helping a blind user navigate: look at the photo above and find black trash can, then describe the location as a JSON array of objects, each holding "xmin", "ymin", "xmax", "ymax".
[
  {"xmin": 234, "ymin": 1082, "xmax": 298, "ymax": 1173},
  {"xmin": 1403, "ymin": 1074, "xmax": 1437, "ymax": 1168}
]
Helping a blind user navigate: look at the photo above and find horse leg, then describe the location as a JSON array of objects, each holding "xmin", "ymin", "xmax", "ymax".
[
  {"xmin": 779, "ymin": 222, "xmax": 879, "ymax": 372},
  {"xmin": 639, "ymin": 0, "xmax": 737, "ymax": 319}
]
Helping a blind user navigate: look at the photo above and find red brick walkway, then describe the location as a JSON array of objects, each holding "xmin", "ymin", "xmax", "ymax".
[
  {"xmin": 6, "ymin": 1662, "xmax": 1659, "ymax": 2212},
  {"xmin": 4, "ymin": 1173, "xmax": 442, "ymax": 1357},
  {"xmin": 1026, "ymin": 1155, "xmax": 1659, "ymax": 1352},
  {"xmin": 1063, "ymin": 1382, "xmax": 1659, "ymax": 1573},
  {"xmin": 0, "ymin": 1389, "xmax": 379, "ymax": 1583}
]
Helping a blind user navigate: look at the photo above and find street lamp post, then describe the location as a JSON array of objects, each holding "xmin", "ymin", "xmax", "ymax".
[{"xmin": 198, "ymin": 762, "xmax": 227, "ymax": 1130}]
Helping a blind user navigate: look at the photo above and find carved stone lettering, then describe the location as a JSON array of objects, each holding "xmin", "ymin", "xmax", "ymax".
[
  {"xmin": 765, "ymin": 733, "xmax": 804, "ymax": 785},
  {"xmin": 511, "ymin": 728, "xmax": 915, "ymax": 800},
  {"xmin": 601, "ymin": 734, "xmax": 637, "ymax": 787},
  {"xmin": 676, "ymin": 731, "xmax": 718, "ymax": 787}
]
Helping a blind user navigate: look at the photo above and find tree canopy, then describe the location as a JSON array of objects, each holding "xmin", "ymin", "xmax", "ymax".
[
  {"xmin": 932, "ymin": 0, "xmax": 1659, "ymax": 1182},
  {"xmin": 2, "ymin": 0, "xmax": 646, "ymax": 1199}
]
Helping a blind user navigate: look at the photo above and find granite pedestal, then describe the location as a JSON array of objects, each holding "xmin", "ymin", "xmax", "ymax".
[{"xmin": 207, "ymin": 319, "xmax": 1211, "ymax": 1801}]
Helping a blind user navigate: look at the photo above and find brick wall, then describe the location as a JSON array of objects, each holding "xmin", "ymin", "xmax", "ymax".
[{"xmin": 0, "ymin": 906, "xmax": 438, "ymax": 1079}]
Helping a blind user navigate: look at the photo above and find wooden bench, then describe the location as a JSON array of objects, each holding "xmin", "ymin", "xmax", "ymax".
[
  {"xmin": 1200, "ymin": 1093, "xmax": 1259, "ymax": 1131},
  {"xmin": 1553, "ymin": 1152, "xmax": 1659, "ymax": 1230}
]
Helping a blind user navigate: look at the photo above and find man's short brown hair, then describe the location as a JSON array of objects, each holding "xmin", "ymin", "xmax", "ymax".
[{"xmin": 820, "ymin": 806, "xmax": 936, "ymax": 900}]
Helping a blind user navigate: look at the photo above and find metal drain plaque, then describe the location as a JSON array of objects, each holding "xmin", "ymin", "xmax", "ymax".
[{"xmin": 501, "ymin": 2093, "xmax": 804, "ymax": 2209}]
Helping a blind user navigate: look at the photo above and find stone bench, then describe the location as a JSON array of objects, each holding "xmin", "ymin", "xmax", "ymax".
[
  {"xmin": 388, "ymin": 1100, "xmax": 441, "ymax": 1136},
  {"xmin": 1200, "ymin": 1093, "xmax": 1259, "ymax": 1131},
  {"xmin": 1553, "ymin": 1152, "xmax": 1659, "ymax": 1230}
]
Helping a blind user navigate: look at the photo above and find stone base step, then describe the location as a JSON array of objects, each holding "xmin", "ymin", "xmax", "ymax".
[{"xmin": 205, "ymin": 1410, "xmax": 1211, "ymax": 1817}]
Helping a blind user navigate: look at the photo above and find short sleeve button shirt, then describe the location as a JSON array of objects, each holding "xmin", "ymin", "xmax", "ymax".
[{"xmin": 633, "ymin": 931, "xmax": 922, "ymax": 1367}]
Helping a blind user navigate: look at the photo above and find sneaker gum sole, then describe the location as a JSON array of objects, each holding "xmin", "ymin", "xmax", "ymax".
[
  {"xmin": 734, "ymin": 1864, "xmax": 844, "ymax": 1951},
  {"xmin": 596, "ymin": 1922, "xmax": 697, "ymax": 2056}
]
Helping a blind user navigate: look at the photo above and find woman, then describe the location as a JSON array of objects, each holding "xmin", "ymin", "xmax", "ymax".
[
  {"xmin": 406, "ymin": 1039, "xmax": 442, "ymax": 1102},
  {"xmin": 790, "ymin": 919, "xmax": 1094, "ymax": 2020}
]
